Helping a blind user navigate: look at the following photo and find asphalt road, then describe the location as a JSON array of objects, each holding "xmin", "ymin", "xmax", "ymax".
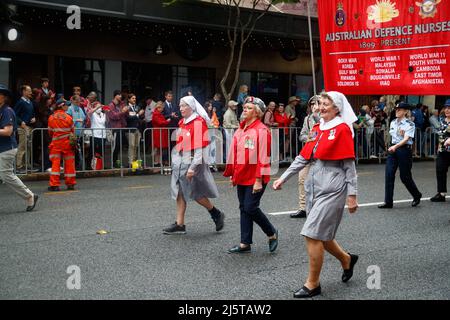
[{"xmin": 0, "ymin": 161, "xmax": 449, "ymax": 300}]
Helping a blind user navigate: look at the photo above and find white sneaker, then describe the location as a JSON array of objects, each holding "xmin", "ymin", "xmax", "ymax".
[
  {"xmin": 46, "ymin": 168, "xmax": 52, "ymax": 173},
  {"xmin": 370, "ymin": 155, "xmax": 378, "ymax": 159}
]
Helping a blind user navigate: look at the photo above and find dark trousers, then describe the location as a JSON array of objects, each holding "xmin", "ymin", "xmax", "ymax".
[
  {"xmin": 112, "ymin": 130, "xmax": 126, "ymax": 163},
  {"xmin": 384, "ymin": 146, "xmax": 421, "ymax": 205},
  {"xmin": 373, "ymin": 130, "xmax": 386, "ymax": 155},
  {"xmin": 436, "ymin": 152, "xmax": 450, "ymax": 193},
  {"xmin": 237, "ymin": 184, "xmax": 276, "ymax": 245}
]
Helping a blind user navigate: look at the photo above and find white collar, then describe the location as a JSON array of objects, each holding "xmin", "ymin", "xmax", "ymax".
[
  {"xmin": 319, "ymin": 116, "xmax": 344, "ymax": 131},
  {"xmin": 184, "ymin": 113, "xmax": 197, "ymax": 124},
  {"xmin": 21, "ymin": 97, "xmax": 30, "ymax": 102}
]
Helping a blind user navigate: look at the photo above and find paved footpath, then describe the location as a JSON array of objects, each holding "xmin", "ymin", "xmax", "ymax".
[{"xmin": 0, "ymin": 162, "xmax": 449, "ymax": 299}]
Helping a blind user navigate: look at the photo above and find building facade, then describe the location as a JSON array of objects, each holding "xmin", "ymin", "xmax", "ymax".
[{"xmin": 1, "ymin": 0, "xmax": 324, "ymax": 105}]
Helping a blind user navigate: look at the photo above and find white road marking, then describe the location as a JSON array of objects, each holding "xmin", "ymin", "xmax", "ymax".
[{"xmin": 268, "ymin": 196, "xmax": 450, "ymax": 215}]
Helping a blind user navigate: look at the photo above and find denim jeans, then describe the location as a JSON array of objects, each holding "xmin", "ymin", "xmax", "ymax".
[{"xmin": 237, "ymin": 184, "xmax": 276, "ymax": 245}]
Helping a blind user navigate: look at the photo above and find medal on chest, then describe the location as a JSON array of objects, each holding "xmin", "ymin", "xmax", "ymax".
[
  {"xmin": 244, "ymin": 135, "xmax": 255, "ymax": 149},
  {"xmin": 328, "ymin": 129, "xmax": 336, "ymax": 140},
  {"xmin": 307, "ymin": 130, "xmax": 319, "ymax": 143}
]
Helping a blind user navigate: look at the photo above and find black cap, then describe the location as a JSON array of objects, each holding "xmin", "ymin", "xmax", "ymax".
[
  {"xmin": 395, "ymin": 102, "xmax": 411, "ymax": 110},
  {"xmin": 0, "ymin": 84, "xmax": 11, "ymax": 97}
]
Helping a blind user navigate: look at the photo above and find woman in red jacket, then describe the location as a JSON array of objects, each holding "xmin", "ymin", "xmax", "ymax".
[
  {"xmin": 224, "ymin": 96, "xmax": 278, "ymax": 253},
  {"xmin": 151, "ymin": 101, "xmax": 171, "ymax": 166},
  {"xmin": 274, "ymin": 103, "xmax": 294, "ymax": 161}
]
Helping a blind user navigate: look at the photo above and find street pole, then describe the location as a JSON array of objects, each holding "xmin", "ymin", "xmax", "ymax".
[{"xmin": 307, "ymin": 0, "xmax": 317, "ymax": 95}]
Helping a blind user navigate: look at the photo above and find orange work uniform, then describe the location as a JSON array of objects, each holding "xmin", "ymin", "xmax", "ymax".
[{"xmin": 48, "ymin": 110, "xmax": 76, "ymax": 187}]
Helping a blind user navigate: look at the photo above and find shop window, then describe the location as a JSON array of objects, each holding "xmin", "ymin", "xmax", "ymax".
[
  {"xmin": 56, "ymin": 57, "xmax": 104, "ymax": 102},
  {"xmin": 291, "ymin": 75, "xmax": 314, "ymax": 103},
  {"xmin": 122, "ymin": 62, "xmax": 215, "ymax": 104}
]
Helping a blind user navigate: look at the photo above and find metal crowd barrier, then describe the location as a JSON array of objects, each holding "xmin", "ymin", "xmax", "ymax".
[{"xmin": 15, "ymin": 126, "xmax": 438, "ymax": 176}]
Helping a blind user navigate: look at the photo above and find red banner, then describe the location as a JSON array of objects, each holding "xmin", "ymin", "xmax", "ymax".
[{"xmin": 317, "ymin": 0, "xmax": 450, "ymax": 95}]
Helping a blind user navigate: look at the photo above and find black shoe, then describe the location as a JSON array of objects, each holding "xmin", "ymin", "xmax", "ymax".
[
  {"xmin": 430, "ymin": 193, "xmax": 446, "ymax": 202},
  {"xmin": 290, "ymin": 210, "xmax": 306, "ymax": 218},
  {"xmin": 67, "ymin": 185, "xmax": 76, "ymax": 191},
  {"xmin": 412, "ymin": 193, "xmax": 422, "ymax": 207},
  {"xmin": 228, "ymin": 244, "xmax": 251, "ymax": 254},
  {"xmin": 293, "ymin": 285, "xmax": 321, "ymax": 298},
  {"xmin": 26, "ymin": 194, "xmax": 39, "ymax": 212},
  {"xmin": 48, "ymin": 186, "xmax": 60, "ymax": 192},
  {"xmin": 269, "ymin": 230, "xmax": 279, "ymax": 253},
  {"xmin": 163, "ymin": 222, "xmax": 186, "ymax": 235},
  {"xmin": 342, "ymin": 253, "xmax": 359, "ymax": 283},
  {"xmin": 378, "ymin": 203, "xmax": 393, "ymax": 209},
  {"xmin": 214, "ymin": 211, "xmax": 225, "ymax": 232}
]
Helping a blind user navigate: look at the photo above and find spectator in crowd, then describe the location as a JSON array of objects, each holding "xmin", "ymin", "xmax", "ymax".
[
  {"xmin": 163, "ymin": 90, "xmax": 180, "ymax": 128},
  {"xmin": 144, "ymin": 97, "xmax": 156, "ymax": 125},
  {"xmin": 236, "ymin": 84, "xmax": 249, "ymax": 119},
  {"xmin": 206, "ymin": 101, "xmax": 220, "ymax": 172},
  {"xmin": 211, "ymin": 93, "xmax": 224, "ymax": 126},
  {"xmin": 354, "ymin": 107, "xmax": 369, "ymax": 159},
  {"xmin": 370, "ymin": 103, "xmax": 387, "ymax": 157},
  {"xmin": 224, "ymin": 96, "xmax": 278, "ymax": 254},
  {"xmin": 35, "ymin": 78, "xmax": 55, "ymax": 105},
  {"xmin": 223, "ymin": 100, "xmax": 240, "ymax": 130},
  {"xmin": 273, "ymin": 91, "xmax": 359, "ymax": 298},
  {"xmin": 263, "ymin": 102, "xmax": 279, "ymax": 128},
  {"xmin": 85, "ymin": 92, "xmax": 100, "ymax": 115},
  {"xmin": 291, "ymin": 95, "xmax": 321, "ymax": 219},
  {"xmin": 421, "ymin": 105, "xmax": 431, "ymax": 156},
  {"xmin": 0, "ymin": 84, "xmax": 38, "ymax": 211},
  {"xmin": 72, "ymin": 86, "xmax": 88, "ymax": 110},
  {"xmin": 107, "ymin": 90, "xmax": 128, "ymax": 168},
  {"xmin": 361, "ymin": 105, "xmax": 375, "ymax": 158},
  {"xmin": 14, "ymin": 85, "xmax": 36, "ymax": 173},
  {"xmin": 67, "ymin": 95, "xmax": 86, "ymax": 170},
  {"xmin": 289, "ymin": 96, "xmax": 305, "ymax": 156},
  {"xmin": 151, "ymin": 101, "xmax": 171, "ymax": 167},
  {"xmin": 223, "ymin": 100, "xmax": 240, "ymax": 162},
  {"xmin": 429, "ymin": 109, "xmax": 441, "ymax": 155},
  {"xmin": 237, "ymin": 85, "xmax": 249, "ymax": 106},
  {"xmin": 84, "ymin": 92, "xmax": 101, "ymax": 168},
  {"xmin": 48, "ymin": 99, "xmax": 76, "ymax": 191},
  {"xmin": 125, "ymin": 93, "xmax": 145, "ymax": 166},
  {"xmin": 430, "ymin": 100, "xmax": 450, "ymax": 203},
  {"xmin": 143, "ymin": 97, "xmax": 156, "ymax": 152},
  {"xmin": 411, "ymin": 103, "xmax": 425, "ymax": 157},
  {"xmin": 378, "ymin": 95, "xmax": 386, "ymax": 111},
  {"xmin": 34, "ymin": 95, "xmax": 53, "ymax": 172},
  {"xmin": 378, "ymin": 103, "xmax": 422, "ymax": 209},
  {"xmin": 89, "ymin": 103, "xmax": 108, "ymax": 170},
  {"xmin": 162, "ymin": 95, "xmax": 225, "ymax": 235},
  {"xmin": 274, "ymin": 103, "xmax": 293, "ymax": 161},
  {"xmin": 286, "ymin": 96, "xmax": 299, "ymax": 125}
]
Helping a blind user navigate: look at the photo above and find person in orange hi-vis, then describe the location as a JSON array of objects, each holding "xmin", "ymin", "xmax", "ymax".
[{"xmin": 47, "ymin": 99, "xmax": 76, "ymax": 191}]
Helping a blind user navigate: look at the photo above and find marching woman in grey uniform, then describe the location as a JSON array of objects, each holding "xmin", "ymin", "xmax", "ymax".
[
  {"xmin": 273, "ymin": 91, "xmax": 359, "ymax": 298},
  {"xmin": 163, "ymin": 96, "xmax": 225, "ymax": 235}
]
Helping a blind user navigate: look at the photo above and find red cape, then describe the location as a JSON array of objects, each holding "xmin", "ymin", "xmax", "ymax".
[{"xmin": 300, "ymin": 123, "xmax": 355, "ymax": 160}]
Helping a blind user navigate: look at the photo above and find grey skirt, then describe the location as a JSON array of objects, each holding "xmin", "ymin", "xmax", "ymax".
[
  {"xmin": 170, "ymin": 151, "xmax": 219, "ymax": 202},
  {"xmin": 301, "ymin": 160, "xmax": 348, "ymax": 241}
]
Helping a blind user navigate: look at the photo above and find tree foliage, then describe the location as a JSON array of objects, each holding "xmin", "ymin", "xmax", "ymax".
[{"xmin": 163, "ymin": 0, "xmax": 300, "ymax": 103}]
